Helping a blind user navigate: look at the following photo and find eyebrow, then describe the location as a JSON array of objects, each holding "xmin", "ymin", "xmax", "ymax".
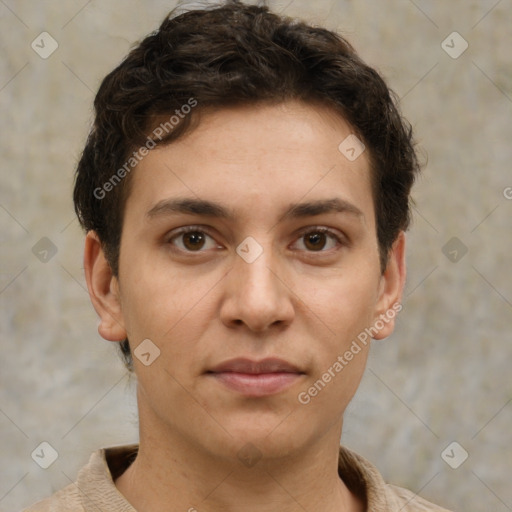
[
  {"xmin": 281, "ymin": 197, "xmax": 363, "ymax": 220},
  {"xmin": 145, "ymin": 197, "xmax": 364, "ymax": 221},
  {"xmin": 146, "ymin": 197, "xmax": 234, "ymax": 220}
]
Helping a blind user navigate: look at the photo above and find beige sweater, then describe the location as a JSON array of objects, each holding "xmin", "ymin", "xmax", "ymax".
[{"xmin": 24, "ymin": 444, "xmax": 452, "ymax": 511}]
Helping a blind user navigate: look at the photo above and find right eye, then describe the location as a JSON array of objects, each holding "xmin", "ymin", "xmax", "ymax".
[{"xmin": 167, "ymin": 227, "xmax": 221, "ymax": 253}]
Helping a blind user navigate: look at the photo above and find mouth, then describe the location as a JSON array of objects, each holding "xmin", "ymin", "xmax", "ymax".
[{"xmin": 206, "ymin": 357, "xmax": 305, "ymax": 397}]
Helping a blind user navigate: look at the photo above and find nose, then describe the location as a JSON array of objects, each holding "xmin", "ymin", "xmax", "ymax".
[{"xmin": 219, "ymin": 242, "xmax": 295, "ymax": 333}]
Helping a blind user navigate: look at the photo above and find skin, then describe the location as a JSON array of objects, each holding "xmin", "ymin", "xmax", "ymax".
[{"xmin": 84, "ymin": 100, "xmax": 406, "ymax": 512}]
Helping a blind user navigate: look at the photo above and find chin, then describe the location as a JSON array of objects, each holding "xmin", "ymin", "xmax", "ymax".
[{"xmin": 211, "ymin": 416, "xmax": 316, "ymax": 462}]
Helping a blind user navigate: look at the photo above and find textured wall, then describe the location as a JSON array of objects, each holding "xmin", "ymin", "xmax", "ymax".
[{"xmin": 1, "ymin": 1, "xmax": 511, "ymax": 511}]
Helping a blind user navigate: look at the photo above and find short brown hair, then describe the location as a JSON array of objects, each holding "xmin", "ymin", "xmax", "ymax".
[{"xmin": 73, "ymin": 0, "xmax": 421, "ymax": 369}]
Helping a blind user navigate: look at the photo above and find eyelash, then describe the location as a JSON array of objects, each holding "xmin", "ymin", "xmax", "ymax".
[{"xmin": 166, "ymin": 225, "xmax": 346, "ymax": 254}]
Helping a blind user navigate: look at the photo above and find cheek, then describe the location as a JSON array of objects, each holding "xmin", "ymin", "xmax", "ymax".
[
  {"xmin": 118, "ymin": 263, "xmax": 218, "ymax": 367},
  {"xmin": 297, "ymin": 271, "xmax": 377, "ymax": 401},
  {"xmin": 304, "ymin": 271, "xmax": 379, "ymax": 341},
  {"xmin": 118, "ymin": 247, "xmax": 182, "ymax": 333}
]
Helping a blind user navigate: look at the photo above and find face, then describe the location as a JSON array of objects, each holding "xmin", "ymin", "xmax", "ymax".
[{"xmin": 87, "ymin": 100, "xmax": 404, "ymax": 463}]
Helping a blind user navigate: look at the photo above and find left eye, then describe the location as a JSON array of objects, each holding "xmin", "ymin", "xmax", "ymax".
[
  {"xmin": 169, "ymin": 229, "xmax": 219, "ymax": 252},
  {"xmin": 293, "ymin": 229, "xmax": 341, "ymax": 252}
]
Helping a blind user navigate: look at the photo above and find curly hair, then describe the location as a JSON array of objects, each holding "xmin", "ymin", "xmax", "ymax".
[{"xmin": 73, "ymin": 0, "xmax": 421, "ymax": 370}]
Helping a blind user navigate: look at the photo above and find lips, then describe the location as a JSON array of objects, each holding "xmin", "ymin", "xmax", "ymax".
[
  {"xmin": 208, "ymin": 357, "xmax": 302, "ymax": 374},
  {"xmin": 206, "ymin": 357, "xmax": 304, "ymax": 397}
]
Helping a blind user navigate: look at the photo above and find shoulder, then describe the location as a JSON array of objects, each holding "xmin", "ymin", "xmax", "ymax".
[
  {"xmin": 22, "ymin": 483, "xmax": 83, "ymax": 512},
  {"xmin": 22, "ymin": 445, "xmax": 137, "ymax": 512},
  {"xmin": 386, "ymin": 484, "xmax": 454, "ymax": 511},
  {"xmin": 338, "ymin": 445, "xmax": 453, "ymax": 512}
]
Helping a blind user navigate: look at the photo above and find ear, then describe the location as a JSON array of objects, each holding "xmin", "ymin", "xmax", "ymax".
[
  {"xmin": 83, "ymin": 231, "xmax": 127, "ymax": 342},
  {"xmin": 372, "ymin": 231, "xmax": 406, "ymax": 340}
]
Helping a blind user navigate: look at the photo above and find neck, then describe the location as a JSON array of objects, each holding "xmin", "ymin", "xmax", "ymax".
[{"xmin": 115, "ymin": 397, "xmax": 364, "ymax": 512}]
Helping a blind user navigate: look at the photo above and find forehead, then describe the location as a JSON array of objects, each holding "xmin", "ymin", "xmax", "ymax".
[{"xmin": 125, "ymin": 101, "xmax": 374, "ymax": 227}]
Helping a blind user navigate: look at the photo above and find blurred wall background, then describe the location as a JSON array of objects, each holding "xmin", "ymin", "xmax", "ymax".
[{"xmin": 1, "ymin": 1, "xmax": 511, "ymax": 510}]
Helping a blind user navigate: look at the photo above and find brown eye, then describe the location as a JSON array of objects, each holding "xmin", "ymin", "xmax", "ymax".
[
  {"xmin": 182, "ymin": 231, "xmax": 206, "ymax": 251},
  {"xmin": 292, "ymin": 228, "xmax": 342, "ymax": 252},
  {"xmin": 168, "ymin": 228, "xmax": 218, "ymax": 252},
  {"xmin": 304, "ymin": 232, "xmax": 327, "ymax": 251}
]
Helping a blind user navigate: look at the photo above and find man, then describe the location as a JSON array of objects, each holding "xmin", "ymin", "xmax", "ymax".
[{"xmin": 26, "ymin": 1, "xmax": 452, "ymax": 510}]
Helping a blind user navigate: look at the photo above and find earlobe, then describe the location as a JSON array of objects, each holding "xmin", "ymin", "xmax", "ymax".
[
  {"xmin": 372, "ymin": 231, "xmax": 406, "ymax": 340},
  {"xmin": 83, "ymin": 231, "xmax": 127, "ymax": 342}
]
